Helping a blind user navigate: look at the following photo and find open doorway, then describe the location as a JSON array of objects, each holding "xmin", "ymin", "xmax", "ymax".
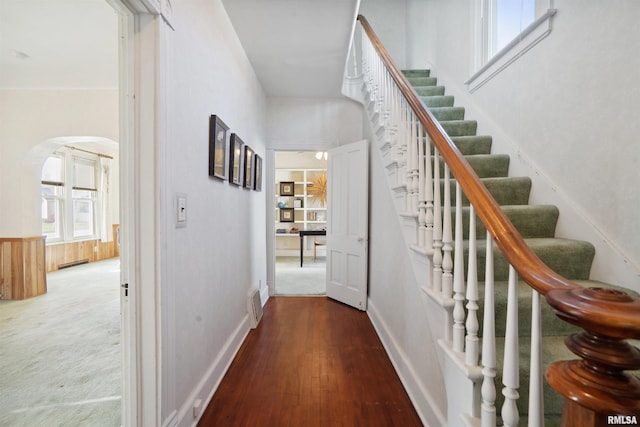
[
  {"xmin": 0, "ymin": 0, "xmax": 124, "ymax": 424},
  {"xmin": 274, "ymin": 151, "xmax": 328, "ymax": 295}
]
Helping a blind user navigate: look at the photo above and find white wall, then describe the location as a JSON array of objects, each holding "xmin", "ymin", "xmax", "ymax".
[
  {"xmin": 0, "ymin": 89, "xmax": 119, "ymax": 237},
  {"xmin": 266, "ymin": 97, "xmax": 365, "ymax": 151},
  {"xmin": 358, "ymin": 0, "xmax": 407, "ymax": 69},
  {"xmin": 366, "ymin": 115, "xmax": 448, "ymax": 426},
  {"xmin": 402, "ymin": 0, "xmax": 640, "ymax": 291},
  {"xmin": 157, "ymin": 1, "xmax": 268, "ymax": 425}
]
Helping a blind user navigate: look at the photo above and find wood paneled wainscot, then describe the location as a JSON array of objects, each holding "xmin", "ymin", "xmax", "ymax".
[
  {"xmin": 0, "ymin": 236, "xmax": 47, "ymax": 300},
  {"xmin": 45, "ymin": 237, "xmax": 118, "ymax": 272}
]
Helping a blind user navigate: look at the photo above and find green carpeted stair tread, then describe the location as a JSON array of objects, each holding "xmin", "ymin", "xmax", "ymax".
[
  {"xmin": 465, "ymin": 238, "xmax": 595, "ymax": 282},
  {"xmin": 429, "ymin": 106, "xmax": 466, "ymax": 121},
  {"xmin": 440, "ymin": 119, "xmax": 478, "ymax": 136},
  {"xmin": 454, "ymin": 204, "xmax": 559, "ymax": 240},
  {"xmin": 402, "ymin": 69, "xmax": 430, "ymax": 77},
  {"xmin": 414, "ymin": 86, "xmax": 446, "ymax": 96},
  {"xmin": 407, "ymin": 76, "xmax": 437, "ymax": 86},
  {"xmin": 450, "ymin": 135, "xmax": 493, "ymax": 155},
  {"xmin": 420, "ymin": 95, "xmax": 455, "ymax": 108},
  {"xmin": 434, "ymin": 154, "xmax": 509, "ymax": 179}
]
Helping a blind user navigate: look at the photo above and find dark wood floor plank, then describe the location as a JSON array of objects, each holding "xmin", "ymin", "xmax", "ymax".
[{"xmin": 198, "ymin": 296, "xmax": 423, "ymax": 427}]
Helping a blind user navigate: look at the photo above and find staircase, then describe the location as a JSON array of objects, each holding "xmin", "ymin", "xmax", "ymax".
[
  {"xmin": 354, "ymin": 14, "xmax": 640, "ymax": 427},
  {"xmin": 404, "ymin": 68, "xmax": 637, "ymax": 425}
]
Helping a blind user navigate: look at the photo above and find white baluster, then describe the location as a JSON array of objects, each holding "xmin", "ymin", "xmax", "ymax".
[
  {"xmin": 410, "ymin": 111, "xmax": 419, "ymax": 214},
  {"xmin": 465, "ymin": 205, "xmax": 479, "ymax": 366},
  {"xmin": 405, "ymin": 108, "xmax": 414, "ymax": 212},
  {"xmin": 432, "ymin": 147, "xmax": 443, "ymax": 294},
  {"xmin": 399, "ymin": 100, "xmax": 408, "ymax": 192},
  {"xmin": 424, "ymin": 136, "xmax": 434, "ymax": 254},
  {"xmin": 442, "ymin": 165, "xmax": 453, "ymax": 301},
  {"xmin": 442, "ymin": 165, "xmax": 454, "ymax": 340},
  {"xmin": 417, "ymin": 125, "xmax": 426, "ymax": 248},
  {"xmin": 528, "ymin": 290, "xmax": 544, "ymax": 427},
  {"xmin": 453, "ymin": 181, "xmax": 466, "ymax": 352},
  {"xmin": 481, "ymin": 233, "xmax": 497, "ymax": 427},
  {"xmin": 501, "ymin": 265, "xmax": 520, "ymax": 427}
]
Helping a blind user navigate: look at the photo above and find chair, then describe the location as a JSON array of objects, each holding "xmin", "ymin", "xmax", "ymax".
[{"xmin": 313, "ymin": 238, "xmax": 326, "ymax": 261}]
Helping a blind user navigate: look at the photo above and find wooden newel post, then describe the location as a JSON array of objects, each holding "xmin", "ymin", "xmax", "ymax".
[{"xmin": 545, "ymin": 287, "xmax": 640, "ymax": 427}]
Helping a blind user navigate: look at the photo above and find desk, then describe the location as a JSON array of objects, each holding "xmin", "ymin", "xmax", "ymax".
[{"xmin": 299, "ymin": 230, "xmax": 326, "ymax": 267}]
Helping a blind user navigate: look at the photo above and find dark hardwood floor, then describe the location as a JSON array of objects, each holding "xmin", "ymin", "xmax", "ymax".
[{"xmin": 198, "ymin": 296, "xmax": 423, "ymax": 427}]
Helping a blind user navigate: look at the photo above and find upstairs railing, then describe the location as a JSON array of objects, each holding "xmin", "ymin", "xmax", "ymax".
[{"xmin": 355, "ymin": 14, "xmax": 640, "ymax": 427}]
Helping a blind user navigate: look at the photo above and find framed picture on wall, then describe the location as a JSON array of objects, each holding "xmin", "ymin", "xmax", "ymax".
[
  {"xmin": 229, "ymin": 133, "xmax": 244, "ymax": 186},
  {"xmin": 208, "ymin": 115, "xmax": 229, "ymax": 180},
  {"xmin": 279, "ymin": 207, "xmax": 294, "ymax": 222},
  {"xmin": 279, "ymin": 181, "xmax": 294, "ymax": 196},
  {"xmin": 243, "ymin": 145, "xmax": 254, "ymax": 189},
  {"xmin": 253, "ymin": 154, "xmax": 262, "ymax": 191}
]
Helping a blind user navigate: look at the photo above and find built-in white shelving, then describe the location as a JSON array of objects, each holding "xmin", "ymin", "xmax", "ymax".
[{"xmin": 275, "ymin": 168, "xmax": 326, "ymax": 256}]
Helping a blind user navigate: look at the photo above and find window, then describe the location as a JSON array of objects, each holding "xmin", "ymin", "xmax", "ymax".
[
  {"xmin": 41, "ymin": 149, "xmax": 100, "ymax": 241},
  {"xmin": 490, "ymin": 0, "xmax": 536, "ymax": 58},
  {"xmin": 41, "ymin": 184, "xmax": 63, "ymax": 240},
  {"xmin": 41, "ymin": 154, "xmax": 65, "ymax": 241},
  {"xmin": 467, "ymin": 0, "xmax": 556, "ymax": 91},
  {"xmin": 72, "ymin": 157, "xmax": 97, "ymax": 238}
]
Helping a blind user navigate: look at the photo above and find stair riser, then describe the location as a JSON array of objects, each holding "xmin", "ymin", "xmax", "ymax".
[
  {"xmin": 450, "ymin": 136, "xmax": 493, "ymax": 155},
  {"xmin": 402, "ymin": 69, "xmax": 430, "ymax": 78},
  {"xmin": 420, "ymin": 95, "xmax": 454, "ymax": 108},
  {"xmin": 429, "ymin": 106, "xmax": 466, "ymax": 121},
  {"xmin": 453, "ymin": 205, "xmax": 559, "ymax": 240},
  {"xmin": 440, "ymin": 120, "xmax": 478, "ymax": 136},
  {"xmin": 440, "ymin": 177, "xmax": 532, "ymax": 206},
  {"xmin": 464, "ymin": 239, "xmax": 595, "ymax": 282},
  {"xmin": 414, "ymin": 86, "xmax": 445, "ymax": 96},
  {"xmin": 433, "ymin": 154, "xmax": 510, "ymax": 179},
  {"xmin": 407, "ymin": 76, "xmax": 438, "ymax": 86}
]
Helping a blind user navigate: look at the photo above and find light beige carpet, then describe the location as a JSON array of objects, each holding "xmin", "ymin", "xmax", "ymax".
[
  {"xmin": 275, "ymin": 256, "xmax": 326, "ymax": 295},
  {"xmin": 0, "ymin": 258, "xmax": 121, "ymax": 427}
]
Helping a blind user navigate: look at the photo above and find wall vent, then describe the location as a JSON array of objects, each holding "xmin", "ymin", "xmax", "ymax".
[{"xmin": 247, "ymin": 288, "xmax": 263, "ymax": 329}]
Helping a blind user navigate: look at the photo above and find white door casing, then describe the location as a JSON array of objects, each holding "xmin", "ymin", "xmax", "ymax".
[{"xmin": 326, "ymin": 140, "xmax": 369, "ymax": 311}]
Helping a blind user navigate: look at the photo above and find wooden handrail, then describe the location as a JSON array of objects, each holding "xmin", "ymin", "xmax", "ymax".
[
  {"xmin": 357, "ymin": 14, "xmax": 640, "ymax": 336},
  {"xmin": 357, "ymin": 14, "xmax": 640, "ymax": 422}
]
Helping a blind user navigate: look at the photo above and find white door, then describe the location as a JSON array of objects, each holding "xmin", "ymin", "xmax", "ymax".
[{"xmin": 326, "ymin": 140, "xmax": 369, "ymax": 310}]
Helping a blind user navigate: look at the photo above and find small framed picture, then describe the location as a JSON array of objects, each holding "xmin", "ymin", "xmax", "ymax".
[
  {"xmin": 253, "ymin": 154, "xmax": 262, "ymax": 191},
  {"xmin": 280, "ymin": 181, "xmax": 294, "ymax": 196},
  {"xmin": 243, "ymin": 146, "xmax": 254, "ymax": 189},
  {"xmin": 228, "ymin": 133, "xmax": 244, "ymax": 186},
  {"xmin": 280, "ymin": 207, "xmax": 294, "ymax": 222},
  {"xmin": 208, "ymin": 115, "xmax": 229, "ymax": 180}
]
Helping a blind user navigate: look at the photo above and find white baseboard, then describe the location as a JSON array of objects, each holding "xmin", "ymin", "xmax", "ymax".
[
  {"xmin": 172, "ymin": 314, "xmax": 251, "ymax": 427},
  {"xmin": 367, "ymin": 300, "xmax": 447, "ymax": 427}
]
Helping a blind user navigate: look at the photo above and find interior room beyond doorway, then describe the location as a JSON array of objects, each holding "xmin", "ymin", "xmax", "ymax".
[{"xmin": 274, "ymin": 151, "xmax": 328, "ymax": 295}]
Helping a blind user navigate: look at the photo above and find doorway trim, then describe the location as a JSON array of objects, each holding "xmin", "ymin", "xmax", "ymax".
[{"xmin": 107, "ymin": 0, "xmax": 164, "ymax": 425}]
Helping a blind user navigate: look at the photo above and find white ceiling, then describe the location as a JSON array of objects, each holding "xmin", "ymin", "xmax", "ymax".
[
  {"xmin": 222, "ymin": 0, "xmax": 360, "ymax": 98},
  {"xmin": 0, "ymin": 0, "xmax": 359, "ymax": 97},
  {"xmin": 0, "ymin": 0, "xmax": 119, "ymax": 89}
]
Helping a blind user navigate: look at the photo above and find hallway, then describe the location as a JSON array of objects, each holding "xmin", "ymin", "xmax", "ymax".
[{"xmin": 198, "ymin": 297, "xmax": 423, "ymax": 426}]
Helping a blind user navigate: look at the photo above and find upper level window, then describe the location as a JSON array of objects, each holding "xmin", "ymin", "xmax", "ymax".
[
  {"xmin": 490, "ymin": 0, "xmax": 536, "ymax": 58},
  {"xmin": 468, "ymin": 0, "xmax": 556, "ymax": 91}
]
